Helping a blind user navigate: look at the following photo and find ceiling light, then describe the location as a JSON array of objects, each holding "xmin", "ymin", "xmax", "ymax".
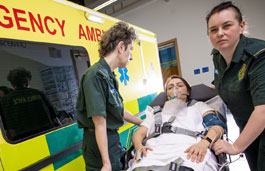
[{"xmin": 94, "ymin": 0, "xmax": 117, "ymax": 11}]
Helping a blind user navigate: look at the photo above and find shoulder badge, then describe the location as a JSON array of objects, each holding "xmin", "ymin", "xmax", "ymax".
[
  {"xmin": 238, "ymin": 63, "xmax": 246, "ymax": 80},
  {"xmin": 245, "ymin": 38, "xmax": 265, "ymax": 58},
  {"xmin": 254, "ymin": 48, "xmax": 265, "ymax": 57},
  {"xmin": 97, "ymin": 68, "xmax": 109, "ymax": 79}
]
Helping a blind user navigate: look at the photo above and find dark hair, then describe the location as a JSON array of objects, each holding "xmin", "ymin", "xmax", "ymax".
[
  {"xmin": 0, "ymin": 86, "xmax": 13, "ymax": 96},
  {"xmin": 98, "ymin": 22, "xmax": 136, "ymax": 58},
  {"xmin": 165, "ymin": 75, "xmax": 192, "ymax": 100},
  {"xmin": 7, "ymin": 67, "xmax": 32, "ymax": 88},
  {"xmin": 206, "ymin": 1, "xmax": 243, "ymax": 31}
]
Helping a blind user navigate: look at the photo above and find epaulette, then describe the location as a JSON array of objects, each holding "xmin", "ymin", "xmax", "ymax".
[
  {"xmin": 245, "ymin": 38, "xmax": 265, "ymax": 58},
  {"xmin": 97, "ymin": 67, "xmax": 109, "ymax": 79}
]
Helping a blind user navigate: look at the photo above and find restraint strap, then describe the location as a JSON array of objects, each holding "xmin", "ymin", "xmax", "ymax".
[
  {"xmin": 143, "ymin": 107, "xmax": 205, "ymax": 145},
  {"xmin": 168, "ymin": 126, "xmax": 203, "ymax": 138},
  {"xmin": 134, "ymin": 157, "xmax": 194, "ymax": 171},
  {"xmin": 142, "ymin": 106, "xmax": 163, "ymax": 145},
  {"xmin": 134, "ymin": 165, "xmax": 194, "ymax": 171},
  {"xmin": 162, "ymin": 116, "xmax": 204, "ymax": 138}
]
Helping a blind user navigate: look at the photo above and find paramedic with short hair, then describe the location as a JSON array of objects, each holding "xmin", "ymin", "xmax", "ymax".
[
  {"xmin": 206, "ymin": 2, "xmax": 265, "ymax": 170},
  {"xmin": 130, "ymin": 75, "xmax": 225, "ymax": 171},
  {"xmin": 1, "ymin": 67, "xmax": 59, "ymax": 140},
  {"xmin": 76, "ymin": 22, "xmax": 142, "ymax": 171}
]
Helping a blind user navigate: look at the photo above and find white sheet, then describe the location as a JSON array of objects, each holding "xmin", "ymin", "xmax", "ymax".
[{"xmin": 128, "ymin": 100, "xmax": 218, "ymax": 171}]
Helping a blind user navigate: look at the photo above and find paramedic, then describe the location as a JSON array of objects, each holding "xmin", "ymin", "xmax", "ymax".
[
  {"xmin": 4, "ymin": 67, "xmax": 57, "ymax": 116},
  {"xmin": 76, "ymin": 22, "xmax": 142, "ymax": 171},
  {"xmin": 0, "ymin": 67, "xmax": 59, "ymax": 140},
  {"xmin": 130, "ymin": 75, "xmax": 225, "ymax": 171},
  {"xmin": 206, "ymin": 1, "xmax": 265, "ymax": 170}
]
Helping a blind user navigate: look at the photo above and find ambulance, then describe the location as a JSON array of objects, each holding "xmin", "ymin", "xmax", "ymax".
[{"xmin": 0, "ymin": 0, "xmax": 163, "ymax": 170}]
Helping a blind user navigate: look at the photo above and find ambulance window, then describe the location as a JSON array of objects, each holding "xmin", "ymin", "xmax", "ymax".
[{"xmin": 0, "ymin": 38, "xmax": 90, "ymax": 143}]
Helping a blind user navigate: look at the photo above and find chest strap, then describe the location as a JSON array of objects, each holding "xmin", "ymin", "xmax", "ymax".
[
  {"xmin": 164, "ymin": 126, "xmax": 204, "ymax": 138},
  {"xmin": 143, "ymin": 107, "xmax": 206, "ymax": 145}
]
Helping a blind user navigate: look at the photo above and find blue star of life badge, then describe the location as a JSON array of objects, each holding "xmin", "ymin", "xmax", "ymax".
[{"xmin": 118, "ymin": 67, "xmax": 129, "ymax": 86}]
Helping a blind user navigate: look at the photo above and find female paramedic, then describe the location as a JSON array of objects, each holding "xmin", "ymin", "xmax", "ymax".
[
  {"xmin": 129, "ymin": 75, "xmax": 226, "ymax": 171},
  {"xmin": 76, "ymin": 22, "xmax": 142, "ymax": 171},
  {"xmin": 206, "ymin": 1, "xmax": 265, "ymax": 170}
]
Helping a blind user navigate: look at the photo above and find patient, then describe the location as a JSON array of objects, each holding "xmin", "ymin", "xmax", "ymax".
[{"xmin": 129, "ymin": 75, "xmax": 226, "ymax": 171}]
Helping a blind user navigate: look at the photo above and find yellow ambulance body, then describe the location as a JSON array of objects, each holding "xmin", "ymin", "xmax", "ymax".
[{"xmin": 0, "ymin": 0, "xmax": 163, "ymax": 170}]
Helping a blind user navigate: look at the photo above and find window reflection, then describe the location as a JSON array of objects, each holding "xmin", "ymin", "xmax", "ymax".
[{"xmin": 0, "ymin": 38, "xmax": 90, "ymax": 142}]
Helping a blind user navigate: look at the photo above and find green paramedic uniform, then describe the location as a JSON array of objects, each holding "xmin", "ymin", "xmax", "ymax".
[
  {"xmin": 212, "ymin": 35, "xmax": 265, "ymax": 171},
  {"xmin": 76, "ymin": 58, "xmax": 125, "ymax": 171},
  {"xmin": 0, "ymin": 87, "xmax": 59, "ymax": 141}
]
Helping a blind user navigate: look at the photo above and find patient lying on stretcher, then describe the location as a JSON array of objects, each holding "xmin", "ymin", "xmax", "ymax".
[{"xmin": 128, "ymin": 75, "xmax": 226, "ymax": 171}]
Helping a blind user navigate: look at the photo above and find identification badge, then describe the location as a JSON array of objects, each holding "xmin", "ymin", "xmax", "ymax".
[{"xmin": 110, "ymin": 88, "xmax": 116, "ymax": 94}]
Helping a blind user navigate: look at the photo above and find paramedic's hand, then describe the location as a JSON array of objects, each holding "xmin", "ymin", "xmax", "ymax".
[
  {"xmin": 184, "ymin": 141, "xmax": 209, "ymax": 163},
  {"xmin": 213, "ymin": 139, "xmax": 239, "ymax": 155},
  {"xmin": 134, "ymin": 146, "xmax": 153, "ymax": 160}
]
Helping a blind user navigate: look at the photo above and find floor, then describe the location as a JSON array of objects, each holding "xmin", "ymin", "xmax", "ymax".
[{"xmin": 225, "ymin": 114, "xmax": 250, "ymax": 171}]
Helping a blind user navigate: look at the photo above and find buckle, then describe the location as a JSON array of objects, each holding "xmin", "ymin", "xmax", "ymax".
[
  {"xmin": 169, "ymin": 162, "xmax": 177, "ymax": 171},
  {"xmin": 161, "ymin": 125, "xmax": 172, "ymax": 133},
  {"xmin": 154, "ymin": 124, "xmax": 161, "ymax": 136},
  {"xmin": 169, "ymin": 157, "xmax": 184, "ymax": 171},
  {"xmin": 195, "ymin": 131, "xmax": 207, "ymax": 138}
]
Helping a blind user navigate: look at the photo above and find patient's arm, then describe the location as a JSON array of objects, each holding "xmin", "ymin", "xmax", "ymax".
[
  {"xmin": 202, "ymin": 111, "xmax": 225, "ymax": 143},
  {"xmin": 132, "ymin": 126, "xmax": 153, "ymax": 160},
  {"xmin": 185, "ymin": 111, "xmax": 224, "ymax": 163}
]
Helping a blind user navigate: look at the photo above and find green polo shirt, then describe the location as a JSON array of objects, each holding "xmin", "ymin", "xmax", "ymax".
[
  {"xmin": 0, "ymin": 87, "xmax": 59, "ymax": 140},
  {"xmin": 213, "ymin": 35, "xmax": 265, "ymax": 121},
  {"xmin": 76, "ymin": 58, "xmax": 124, "ymax": 130}
]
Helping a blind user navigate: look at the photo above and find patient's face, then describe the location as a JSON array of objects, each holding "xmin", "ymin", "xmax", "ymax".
[{"xmin": 166, "ymin": 78, "xmax": 189, "ymax": 102}]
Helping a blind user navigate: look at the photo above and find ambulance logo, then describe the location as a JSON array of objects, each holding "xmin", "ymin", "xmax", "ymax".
[
  {"xmin": 238, "ymin": 63, "xmax": 246, "ymax": 80},
  {"xmin": 119, "ymin": 67, "xmax": 129, "ymax": 86}
]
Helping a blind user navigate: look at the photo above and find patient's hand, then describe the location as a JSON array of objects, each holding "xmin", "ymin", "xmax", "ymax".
[
  {"xmin": 134, "ymin": 146, "xmax": 153, "ymax": 161},
  {"xmin": 184, "ymin": 140, "xmax": 209, "ymax": 163}
]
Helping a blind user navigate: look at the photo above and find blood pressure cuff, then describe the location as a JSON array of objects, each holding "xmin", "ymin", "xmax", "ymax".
[{"xmin": 203, "ymin": 113, "xmax": 227, "ymax": 132}]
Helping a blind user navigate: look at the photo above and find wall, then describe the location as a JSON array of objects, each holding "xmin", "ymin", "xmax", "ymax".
[{"xmin": 114, "ymin": 0, "xmax": 265, "ymax": 86}]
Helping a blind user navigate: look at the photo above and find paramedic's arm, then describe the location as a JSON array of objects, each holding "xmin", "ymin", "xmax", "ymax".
[
  {"xmin": 185, "ymin": 111, "xmax": 224, "ymax": 163},
  {"xmin": 92, "ymin": 116, "xmax": 111, "ymax": 171},
  {"xmin": 132, "ymin": 126, "xmax": 153, "ymax": 159},
  {"xmin": 214, "ymin": 105, "xmax": 265, "ymax": 155},
  {"xmin": 124, "ymin": 109, "xmax": 142, "ymax": 126}
]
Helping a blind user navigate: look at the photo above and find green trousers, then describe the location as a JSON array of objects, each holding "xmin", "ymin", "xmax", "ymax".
[{"xmin": 82, "ymin": 129, "xmax": 125, "ymax": 171}]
